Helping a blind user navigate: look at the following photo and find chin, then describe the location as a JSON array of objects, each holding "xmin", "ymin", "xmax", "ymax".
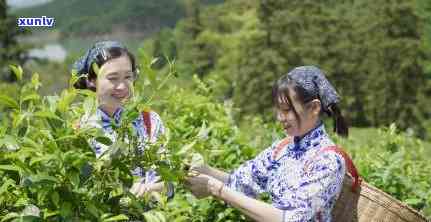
[{"xmin": 284, "ymin": 129, "xmax": 300, "ymax": 137}]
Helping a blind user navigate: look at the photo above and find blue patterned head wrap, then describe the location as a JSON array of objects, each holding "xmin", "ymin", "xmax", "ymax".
[
  {"xmin": 287, "ymin": 66, "xmax": 340, "ymax": 113},
  {"xmin": 73, "ymin": 40, "xmax": 127, "ymax": 76}
]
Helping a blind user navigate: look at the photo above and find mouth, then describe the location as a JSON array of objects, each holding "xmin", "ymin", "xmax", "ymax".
[
  {"xmin": 111, "ymin": 93, "xmax": 128, "ymax": 100},
  {"xmin": 282, "ymin": 123, "xmax": 292, "ymax": 131}
]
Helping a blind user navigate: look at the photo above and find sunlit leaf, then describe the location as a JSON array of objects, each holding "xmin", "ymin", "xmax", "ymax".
[{"xmin": 9, "ymin": 65, "xmax": 23, "ymax": 81}]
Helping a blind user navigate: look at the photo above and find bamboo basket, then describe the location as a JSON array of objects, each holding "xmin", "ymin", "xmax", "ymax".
[{"xmin": 327, "ymin": 147, "xmax": 429, "ymax": 222}]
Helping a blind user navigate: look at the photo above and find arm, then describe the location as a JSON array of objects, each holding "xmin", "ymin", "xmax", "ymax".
[
  {"xmin": 131, "ymin": 112, "xmax": 174, "ymax": 198},
  {"xmin": 210, "ymin": 176, "xmax": 284, "ymax": 222},
  {"xmin": 186, "ymin": 174, "xmax": 283, "ymax": 221},
  {"xmin": 187, "ymin": 151, "xmax": 345, "ymax": 222},
  {"xmin": 185, "ymin": 145, "xmax": 273, "ymax": 200},
  {"xmin": 192, "ymin": 165, "xmax": 230, "ymax": 183},
  {"xmin": 188, "ymin": 144, "xmax": 275, "ymax": 199}
]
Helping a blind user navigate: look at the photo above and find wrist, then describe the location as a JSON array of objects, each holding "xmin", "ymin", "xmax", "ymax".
[
  {"xmin": 198, "ymin": 164, "xmax": 210, "ymax": 175},
  {"xmin": 214, "ymin": 183, "xmax": 224, "ymax": 197}
]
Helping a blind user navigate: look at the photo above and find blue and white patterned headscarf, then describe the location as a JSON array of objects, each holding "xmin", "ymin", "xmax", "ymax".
[
  {"xmin": 287, "ymin": 66, "xmax": 340, "ymax": 113},
  {"xmin": 73, "ymin": 41, "xmax": 127, "ymax": 76}
]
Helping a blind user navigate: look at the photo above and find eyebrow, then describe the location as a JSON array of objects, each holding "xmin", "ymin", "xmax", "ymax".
[{"xmin": 105, "ymin": 71, "xmax": 133, "ymax": 77}]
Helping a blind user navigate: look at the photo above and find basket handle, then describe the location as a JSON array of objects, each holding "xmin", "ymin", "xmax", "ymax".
[{"xmin": 321, "ymin": 146, "xmax": 362, "ymax": 192}]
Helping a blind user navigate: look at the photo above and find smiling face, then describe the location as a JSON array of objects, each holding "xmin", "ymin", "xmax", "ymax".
[
  {"xmin": 275, "ymin": 86, "xmax": 322, "ymax": 137},
  {"xmin": 92, "ymin": 55, "xmax": 135, "ymax": 115}
]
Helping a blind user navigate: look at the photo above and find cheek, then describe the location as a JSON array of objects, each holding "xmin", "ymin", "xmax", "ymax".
[
  {"xmin": 97, "ymin": 79, "xmax": 112, "ymax": 92},
  {"xmin": 286, "ymin": 112, "xmax": 298, "ymax": 123}
]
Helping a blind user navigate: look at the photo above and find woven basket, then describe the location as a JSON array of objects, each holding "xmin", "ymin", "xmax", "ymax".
[{"xmin": 326, "ymin": 147, "xmax": 429, "ymax": 222}]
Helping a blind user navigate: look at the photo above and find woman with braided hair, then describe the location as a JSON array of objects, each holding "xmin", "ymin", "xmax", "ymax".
[{"xmin": 185, "ymin": 66, "xmax": 348, "ymax": 221}]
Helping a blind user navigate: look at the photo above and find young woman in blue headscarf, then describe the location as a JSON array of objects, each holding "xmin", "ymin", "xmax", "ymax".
[
  {"xmin": 73, "ymin": 41, "xmax": 174, "ymax": 198},
  {"xmin": 185, "ymin": 66, "xmax": 349, "ymax": 222}
]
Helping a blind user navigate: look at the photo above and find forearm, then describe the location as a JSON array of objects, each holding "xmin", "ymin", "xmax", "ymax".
[
  {"xmin": 198, "ymin": 166, "xmax": 230, "ymax": 183},
  {"xmin": 147, "ymin": 182, "xmax": 164, "ymax": 192},
  {"xmin": 214, "ymin": 186, "xmax": 283, "ymax": 222},
  {"xmin": 207, "ymin": 166, "xmax": 230, "ymax": 183}
]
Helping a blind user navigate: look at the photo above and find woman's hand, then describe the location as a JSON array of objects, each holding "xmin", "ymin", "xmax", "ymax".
[
  {"xmin": 185, "ymin": 173, "xmax": 224, "ymax": 199},
  {"xmin": 189, "ymin": 164, "xmax": 210, "ymax": 175},
  {"xmin": 130, "ymin": 181, "xmax": 164, "ymax": 197},
  {"xmin": 184, "ymin": 174, "xmax": 210, "ymax": 199}
]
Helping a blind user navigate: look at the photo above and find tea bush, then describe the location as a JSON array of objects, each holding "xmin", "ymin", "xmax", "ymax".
[{"xmin": 0, "ymin": 63, "xmax": 430, "ymax": 221}]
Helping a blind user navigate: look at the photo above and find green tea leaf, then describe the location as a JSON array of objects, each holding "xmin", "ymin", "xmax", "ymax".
[
  {"xmin": 177, "ymin": 141, "xmax": 196, "ymax": 156},
  {"xmin": 103, "ymin": 214, "xmax": 129, "ymax": 222},
  {"xmin": 51, "ymin": 191, "xmax": 60, "ymax": 207},
  {"xmin": 0, "ymin": 135, "xmax": 19, "ymax": 151},
  {"xmin": 9, "ymin": 65, "xmax": 23, "ymax": 81},
  {"xmin": 34, "ymin": 111, "xmax": 63, "ymax": 122},
  {"xmin": 58, "ymin": 90, "xmax": 77, "ymax": 114},
  {"xmin": 28, "ymin": 174, "xmax": 58, "ymax": 184},
  {"xmin": 405, "ymin": 198, "xmax": 423, "ymax": 206},
  {"xmin": 21, "ymin": 94, "xmax": 40, "ymax": 103},
  {"xmin": 31, "ymin": 73, "xmax": 41, "ymax": 90},
  {"xmin": 0, "ymin": 165, "xmax": 20, "ymax": 172},
  {"xmin": 0, "ymin": 179, "xmax": 16, "ymax": 194},
  {"xmin": 143, "ymin": 212, "xmax": 161, "ymax": 222},
  {"xmin": 95, "ymin": 136, "xmax": 113, "ymax": 146},
  {"xmin": 85, "ymin": 202, "xmax": 100, "ymax": 218},
  {"xmin": 59, "ymin": 202, "xmax": 73, "ymax": 218},
  {"xmin": 0, "ymin": 95, "xmax": 19, "ymax": 109},
  {"xmin": 0, "ymin": 212, "xmax": 19, "ymax": 222}
]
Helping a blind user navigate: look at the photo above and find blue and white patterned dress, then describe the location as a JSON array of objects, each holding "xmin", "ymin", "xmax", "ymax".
[
  {"xmin": 226, "ymin": 123, "xmax": 345, "ymax": 222},
  {"xmin": 80, "ymin": 107, "xmax": 166, "ymax": 184}
]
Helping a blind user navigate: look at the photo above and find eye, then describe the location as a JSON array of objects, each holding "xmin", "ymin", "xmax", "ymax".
[
  {"xmin": 280, "ymin": 106, "xmax": 291, "ymax": 112},
  {"xmin": 125, "ymin": 75, "xmax": 133, "ymax": 80},
  {"xmin": 107, "ymin": 77, "xmax": 118, "ymax": 81}
]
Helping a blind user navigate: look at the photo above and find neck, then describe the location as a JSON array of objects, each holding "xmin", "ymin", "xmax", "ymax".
[
  {"xmin": 99, "ymin": 104, "xmax": 120, "ymax": 117},
  {"xmin": 297, "ymin": 120, "xmax": 322, "ymax": 140}
]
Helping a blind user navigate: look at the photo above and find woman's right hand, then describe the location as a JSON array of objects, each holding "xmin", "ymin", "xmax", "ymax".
[
  {"xmin": 184, "ymin": 173, "xmax": 211, "ymax": 199},
  {"xmin": 189, "ymin": 164, "xmax": 210, "ymax": 175}
]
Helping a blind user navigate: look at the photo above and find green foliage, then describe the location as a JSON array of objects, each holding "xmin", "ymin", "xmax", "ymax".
[
  {"xmin": 153, "ymin": 0, "xmax": 431, "ymax": 138},
  {"xmin": 1, "ymin": 58, "xmax": 431, "ymax": 221},
  {"xmin": 13, "ymin": 0, "xmax": 223, "ymax": 37},
  {"xmin": 0, "ymin": 0, "xmax": 31, "ymax": 82},
  {"xmin": 334, "ymin": 125, "xmax": 431, "ymax": 218}
]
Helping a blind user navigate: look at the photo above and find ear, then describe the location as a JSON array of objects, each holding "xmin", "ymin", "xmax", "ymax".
[
  {"xmin": 309, "ymin": 99, "xmax": 321, "ymax": 116},
  {"xmin": 86, "ymin": 78, "xmax": 97, "ymax": 91}
]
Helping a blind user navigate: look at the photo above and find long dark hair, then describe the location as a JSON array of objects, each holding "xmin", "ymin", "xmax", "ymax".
[
  {"xmin": 272, "ymin": 75, "xmax": 349, "ymax": 137},
  {"xmin": 73, "ymin": 47, "xmax": 138, "ymax": 91}
]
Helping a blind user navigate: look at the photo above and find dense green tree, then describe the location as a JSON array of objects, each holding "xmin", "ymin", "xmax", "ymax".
[{"xmin": 0, "ymin": 0, "xmax": 30, "ymax": 82}]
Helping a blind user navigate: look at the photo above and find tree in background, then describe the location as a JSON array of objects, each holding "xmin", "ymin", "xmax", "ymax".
[
  {"xmin": 0, "ymin": 0, "xmax": 30, "ymax": 82},
  {"xmin": 175, "ymin": 0, "xmax": 218, "ymax": 77},
  {"xmin": 165, "ymin": 0, "xmax": 431, "ymax": 137}
]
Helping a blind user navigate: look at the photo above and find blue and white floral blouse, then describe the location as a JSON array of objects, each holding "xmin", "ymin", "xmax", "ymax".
[
  {"xmin": 80, "ymin": 107, "xmax": 166, "ymax": 184},
  {"xmin": 226, "ymin": 123, "xmax": 345, "ymax": 222}
]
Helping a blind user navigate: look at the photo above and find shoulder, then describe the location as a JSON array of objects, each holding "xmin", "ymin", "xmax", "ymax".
[
  {"xmin": 77, "ymin": 112, "xmax": 102, "ymax": 129},
  {"xmin": 253, "ymin": 137, "xmax": 291, "ymax": 162},
  {"xmin": 141, "ymin": 110, "xmax": 164, "ymax": 127},
  {"xmin": 308, "ymin": 146, "xmax": 346, "ymax": 175},
  {"xmin": 149, "ymin": 111, "xmax": 163, "ymax": 123},
  {"xmin": 139, "ymin": 110, "xmax": 165, "ymax": 136}
]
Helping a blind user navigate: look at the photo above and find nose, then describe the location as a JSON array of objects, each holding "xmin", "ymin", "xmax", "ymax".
[
  {"xmin": 276, "ymin": 111, "xmax": 286, "ymax": 122},
  {"xmin": 115, "ymin": 81, "xmax": 129, "ymax": 91}
]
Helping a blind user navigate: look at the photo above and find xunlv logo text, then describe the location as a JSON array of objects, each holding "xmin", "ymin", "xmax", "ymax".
[{"xmin": 17, "ymin": 16, "xmax": 55, "ymax": 27}]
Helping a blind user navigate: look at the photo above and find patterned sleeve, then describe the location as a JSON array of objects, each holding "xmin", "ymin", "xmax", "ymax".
[
  {"xmin": 134, "ymin": 111, "xmax": 175, "ymax": 199},
  {"xmin": 150, "ymin": 111, "xmax": 165, "ymax": 141},
  {"xmin": 225, "ymin": 145, "xmax": 274, "ymax": 198},
  {"xmin": 278, "ymin": 152, "xmax": 345, "ymax": 222},
  {"xmin": 134, "ymin": 111, "xmax": 166, "ymax": 183}
]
